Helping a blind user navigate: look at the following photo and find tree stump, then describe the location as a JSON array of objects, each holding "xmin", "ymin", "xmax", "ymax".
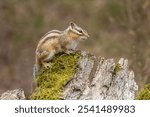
[{"xmin": 31, "ymin": 51, "xmax": 138, "ymax": 100}]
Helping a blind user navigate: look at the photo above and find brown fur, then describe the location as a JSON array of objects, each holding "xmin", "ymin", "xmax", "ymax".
[
  {"xmin": 33, "ymin": 23, "xmax": 89, "ymax": 79},
  {"xmin": 69, "ymin": 31, "xmax": 80, "ymax": 40}
]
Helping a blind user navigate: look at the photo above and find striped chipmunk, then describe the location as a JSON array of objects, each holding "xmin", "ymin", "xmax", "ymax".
[{"xmin": 33, "ymin": 22, "xmax": 89, "ymax": 78}]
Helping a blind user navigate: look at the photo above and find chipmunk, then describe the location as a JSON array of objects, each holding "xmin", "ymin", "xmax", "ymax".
[{"xmin": 33, "ymin": 22, "xmax": 89, "ymax": 78}]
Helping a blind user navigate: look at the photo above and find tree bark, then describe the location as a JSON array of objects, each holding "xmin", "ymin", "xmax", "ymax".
[{"xmin": 63, "ymin": 51, "xmax": 138, "ymax": 100}]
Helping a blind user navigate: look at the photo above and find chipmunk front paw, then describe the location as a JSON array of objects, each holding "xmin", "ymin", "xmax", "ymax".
[
  {"xmin": 65, "ymin": 49, "xmax": 75, "ymax": 54},
  {"xmin": 43, "ymin": 62, "xmax": 52, "ymax": 69}
]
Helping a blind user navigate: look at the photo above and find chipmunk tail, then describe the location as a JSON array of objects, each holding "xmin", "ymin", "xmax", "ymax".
[
  {"xmin": 33, "ymin": 63, "xmax": 41, "ymax": 79},
  {"xmin": 33, "ymin": 64, "xmax": 38, "ymax": 79}
]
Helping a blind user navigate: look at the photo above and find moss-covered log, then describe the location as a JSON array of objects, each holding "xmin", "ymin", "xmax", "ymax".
[{"xmin": 31, "ymin": 51, "xmax": 138, "ymax": 100}]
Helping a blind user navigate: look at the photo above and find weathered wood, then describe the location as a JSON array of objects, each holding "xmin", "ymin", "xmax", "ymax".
[
  {"xmin": 63, "ymin": 51, "xmax": 95, "ymax": 99},
  {"xmin": 63, "ymin": 51, "xmax": 138, "ymax": 100},
  {"xmin": 0, "ymin": 89, "xmax": 25, "ymax": 100}
]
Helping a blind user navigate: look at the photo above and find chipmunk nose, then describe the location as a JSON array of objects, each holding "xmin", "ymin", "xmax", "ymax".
[
  {"xmin": 83, "ymin": 30, "xmax": 89, "ymax": 38},
  {"xmin": 85, "ymin": 32, "xmax": 89, "ymax": 38}
]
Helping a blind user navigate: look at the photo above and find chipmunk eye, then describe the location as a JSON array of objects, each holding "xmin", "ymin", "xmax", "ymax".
[{"xmin": 78, "ymin": 30, "xmax": 83, "ymax": 33}]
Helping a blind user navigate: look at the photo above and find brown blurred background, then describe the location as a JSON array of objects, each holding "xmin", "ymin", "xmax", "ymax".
[{"xmin": 0, "ymin": 0, "xmax": 150, "ymax": 98}]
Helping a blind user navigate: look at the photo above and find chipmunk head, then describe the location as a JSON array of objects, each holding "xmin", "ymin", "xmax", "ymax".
[{"xmin": 68, "ymin": 22, "xmax": 89, "ymax": 41}]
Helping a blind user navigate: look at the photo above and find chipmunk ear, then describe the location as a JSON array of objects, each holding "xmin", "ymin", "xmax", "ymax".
[{"xmin": 70, "ymin": 22, "xmax": 76, "ymax": 29}]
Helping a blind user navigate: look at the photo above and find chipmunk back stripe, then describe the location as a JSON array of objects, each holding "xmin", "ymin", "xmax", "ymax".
[
  {"xmin": 39, "ymin": 35, "xmax": 59, "ymax": 48},
  {"xmin": 39, "ymin": 30, "xmax": 62, "ymax": 46},
  {"xmin": 41, "ymin": 30, "xmax": 62, "ymax": 39},
  {"xmin": 42, "ymin": 33, "xmax": 60, "ymax": 39}
]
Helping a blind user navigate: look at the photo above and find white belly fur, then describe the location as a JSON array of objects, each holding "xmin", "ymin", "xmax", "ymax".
[{"xmin": 67, "ymin": 41, "xmax": 79, "ymax": 50}]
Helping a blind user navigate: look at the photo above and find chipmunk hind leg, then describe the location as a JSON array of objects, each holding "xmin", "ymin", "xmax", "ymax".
[
  {"xmin": 33, "ymin": 50, "xmax": 50, "ymax": 79},
  {"xmin": 42, "ymin": 51, "xmax": 56, "ymax": 68}
]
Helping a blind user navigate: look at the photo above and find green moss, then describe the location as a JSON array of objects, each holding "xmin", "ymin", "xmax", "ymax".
[
  {"xmin": 31, "ymin": 52, "xmax": 80, "ymax": 100},
  {"xmin": 136, "ymin": 84, "xmax": 150, "ymax": 100},
  {"xmin": 112, "ymin": 63, "xmax": 122, "ymax": 76}
]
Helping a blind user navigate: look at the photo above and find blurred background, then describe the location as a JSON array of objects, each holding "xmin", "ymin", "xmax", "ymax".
[{"xmin": 0, "ymin": 0, "xmax": 150, "ymax": 98}]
